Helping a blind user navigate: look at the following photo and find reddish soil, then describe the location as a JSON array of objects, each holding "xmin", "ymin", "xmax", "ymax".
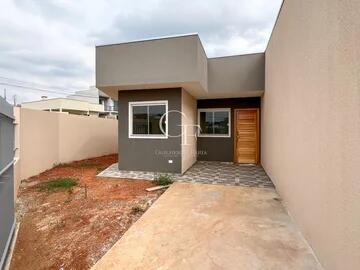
[{"xmin": 10, "ymin": 154, "xmax": 163, "ymax": 270}]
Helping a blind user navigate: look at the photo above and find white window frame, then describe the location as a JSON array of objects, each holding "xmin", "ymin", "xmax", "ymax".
[
  {"xmin": 128, "ymin": 100, "xmax": 168, "ymax": 139},
  {"xmin": 197, "ymin": 108, "xmax": 231, "ymax": 138}
]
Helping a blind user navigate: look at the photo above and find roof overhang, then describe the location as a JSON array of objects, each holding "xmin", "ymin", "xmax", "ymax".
[{"xmin": 96, "ymin": 34, "xmax": 264, "ymax": 100}]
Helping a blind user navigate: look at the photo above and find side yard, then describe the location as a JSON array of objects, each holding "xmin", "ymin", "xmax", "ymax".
[{"xmin": 10, "ymin": 154, "xmax": 163, "ymax": 270}]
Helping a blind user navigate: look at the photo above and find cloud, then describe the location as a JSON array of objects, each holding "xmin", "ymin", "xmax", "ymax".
[
  {"xmin": 91, "ymin": 0, "xmax": 281, "ymax": 56},
  {"xmin": 0, "ymin": 0, "xmax": 282, "ymax": 103}
]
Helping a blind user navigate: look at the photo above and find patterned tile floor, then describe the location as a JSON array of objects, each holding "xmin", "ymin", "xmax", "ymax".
[{"xmin": 98, "ymin": 161, "xmax": 274, "ymax": 188}]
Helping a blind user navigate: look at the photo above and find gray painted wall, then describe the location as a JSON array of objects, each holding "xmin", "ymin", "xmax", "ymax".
[
  {"xmin": 96, "ymin": 34, "xmax": 207, "ymax": 93},
  {"xmin": 118, "ymin": 88, "xmax": 182, "ymax": 173},
  {"xmin": 197, "ymin": 97, "xmax": 260, "ymax": 162},
  {"xmin": 0, "ymin": 97, "xmax": 15, "ymax": 269},
  {"xmin": 206, "ymin": 53, "xmax": 265, "ymax": 98}
]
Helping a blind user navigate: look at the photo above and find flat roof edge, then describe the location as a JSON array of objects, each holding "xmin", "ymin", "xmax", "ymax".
[
  {"xmin": 96, "ymin": 33, "xmax": 264, "ymax": 59},
  {"xmin": 96, "ymin": 33, "xmax": 199, "ymax": 47},
  {"xmin": 22, "ymin": 97, "xmax": 99, "ymax": 105},
  {"xmin": 208, "ymin": 52, "xmax": 265, "ymax": 60}
]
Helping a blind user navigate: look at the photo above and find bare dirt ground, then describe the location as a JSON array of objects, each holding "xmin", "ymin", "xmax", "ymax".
[{"xmin": 10, "ymin": 154, "xmax": 163, "ymax": 270}]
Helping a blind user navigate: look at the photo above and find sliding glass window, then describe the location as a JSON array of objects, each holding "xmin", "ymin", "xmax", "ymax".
[
  {"xmin": 129, "ymin": 101, "xmax": 168, "ymax": 139},
  {"xmin": 198, "ymin": 108, "xmax": 231, "ymax": 137}
]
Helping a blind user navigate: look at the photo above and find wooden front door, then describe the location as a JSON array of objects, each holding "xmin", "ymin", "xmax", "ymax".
[{"xmin": 234, "ymin": 109, "xmax": 259, "ymax": 164}]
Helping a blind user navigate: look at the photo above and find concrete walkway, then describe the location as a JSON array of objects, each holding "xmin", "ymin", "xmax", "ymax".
[{"xmin": 92, "ymin": 183, "xmax": 321, "ymax": 270}]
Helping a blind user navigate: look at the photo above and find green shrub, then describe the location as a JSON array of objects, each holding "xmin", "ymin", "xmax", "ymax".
[
  {"xmin": 39, "ymin": 178, "xmax": 78, "ymax": 191},
  {"xmin": 153, "ymin": 174, "xmax": 173, "ymax": 186}
]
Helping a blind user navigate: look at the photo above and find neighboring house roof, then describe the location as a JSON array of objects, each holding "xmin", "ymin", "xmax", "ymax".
[
  {"xmin": 67, "ymin": 86, "xmax": 100, "ymax": 105},
  {"xmin": 68, "ymin": 86, "xmax": 113, "ymax": 103},
  {"xmin": 96, "ymin": 33, "xmax": 265, "ymax": 100},
  {"xmin": 98, "ymin": 90, "xmax": 110, "ymax": 98},
  {"xmin": 21, "ymin": 97, "xmax": 104, "ymax": 113}
]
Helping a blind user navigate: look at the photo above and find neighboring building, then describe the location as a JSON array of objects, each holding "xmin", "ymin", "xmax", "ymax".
[
  {"xmin": 67, "ymin": 86, "xmax": 100, "ymax": 105},
  {"xmin": 68, "ymin": 86, "xmax": 118, "ymax": 118},
  {"xmin": 96, "ymin": 33, "xmax": 264, "ymax": 174},
  {"xmin": 98, "ymin": 90, "xmax": 118, "ymax": 119},
  {"xmin": 22, "ymin": 97, "xmax": 104, "ymax": 116},
  {"xmin": 22, "ymin": 86, "xmax": 118, "ymax": 118}
]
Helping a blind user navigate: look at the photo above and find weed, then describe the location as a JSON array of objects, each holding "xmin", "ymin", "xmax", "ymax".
[
  {"xmin": 39, "ymin": 178, "xmax": 78, "ymax": 191},
  {"xmin": 153, "ymin": 174, "xmax": 173, "ymax": 186},
  {"xmin": 54, "ymin": 162, "xmax": 72, "ymax": 168},
  {"xmin": 54, "ymin": 219, "xmax": 66, "ymax": 229},
  {"xmin": 83, "ymin": 184, "xmax": 88, "ymax": 199},
  {"xmin": 55, "ymin": 161, "xmax": 100, "ymax": 169},
  {"xmin": 96, "ymin": 166, "xmax": 108, "ymax": 174},
  {"xmin": 131, "ymin": 206, "xmax": 144, "ymax": 215}
]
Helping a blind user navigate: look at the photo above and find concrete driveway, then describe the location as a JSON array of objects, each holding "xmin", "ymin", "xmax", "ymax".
[{"xmin": 93, "ymin": 183, "xmax": 321, "ymax": 270}]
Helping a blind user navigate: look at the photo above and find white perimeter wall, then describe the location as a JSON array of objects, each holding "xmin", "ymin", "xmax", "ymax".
[
  {"xmin": 14, "ymin": 108, "xmax": 118, "ymax": 188},
  {"xmin": 262, "ymin": 1, "xmax": 360, "ymax": 269}
]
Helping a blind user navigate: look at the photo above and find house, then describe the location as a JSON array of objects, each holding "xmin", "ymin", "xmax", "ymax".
[
  {"xmin": 21, "ymin": 97, "xmax": 104, "ymax": 116},
  {"xmin": 96, "ymin": 0, "xmax": 360, "ymax": 268},
  {"xmin": 69, "ymin": 86, "xmax": 118, "ymax": 119},
  {"xmin": 96, "ymin": 33, "xmax": 264, "ymax": 174},
  {"xmin": 98, "ymin": 90, "xmax": 118, "ymax": 119},
  {"xmin": 22, "ymin": 86, "xmax": 118, "ymax": 118}
]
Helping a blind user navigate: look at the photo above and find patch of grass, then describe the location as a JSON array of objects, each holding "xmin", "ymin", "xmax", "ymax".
[
  {"xmin": 54, "ymin": 162, "xmax": 72, "ymax": 168},
  {"xmin": 39, "ymin": 178, "xmax": 78, "ymax": 191},
  {"xmin": 54, "ymin": 161, "xmax": 100, "ymax": 169},
  {"xmin": 153, "ymin": 174, "xmax": 173, "ymax": 186}
]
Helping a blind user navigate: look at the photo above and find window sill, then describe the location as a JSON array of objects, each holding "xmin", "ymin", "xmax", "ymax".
[
  {"xmin": 129, "ymin": 135, "xmax": 168, "ymax": 139},
  {"xmin": 198, "ymin": 134, "xmax": 231, "ymax": 138}
]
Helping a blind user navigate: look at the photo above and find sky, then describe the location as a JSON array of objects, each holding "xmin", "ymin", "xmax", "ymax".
[{"xmin": 0, "ymin": 0, "xmax": 282, "ymax": 103}]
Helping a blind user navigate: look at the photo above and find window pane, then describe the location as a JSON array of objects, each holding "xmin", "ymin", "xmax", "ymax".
[
  {"xmin": 149, "ymin": 105, "xmax": 166, "ymax": 135},
  {"xmin": 132, "ymin": 106, "xmax": 148, "ymax": 134},
  {"xmin": 199, "ymin": 111, "xmax": 213, "ymax": 134},
  {"xmin": 214, "ymin": 111, "xmax": 229, "ymax": 135}
]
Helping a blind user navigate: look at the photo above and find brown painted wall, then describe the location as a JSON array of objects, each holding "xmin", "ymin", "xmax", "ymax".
[
  {"xmin": 197, "ymin": 97, "xmax": 260, "ymax": 162},
  {"xmin": 118, "ymin": 88, "xmax": 182, "ymax": 173},
  {"xmin": 262, "ymin": 0, "xmax": 360, "ymax": 269}
]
